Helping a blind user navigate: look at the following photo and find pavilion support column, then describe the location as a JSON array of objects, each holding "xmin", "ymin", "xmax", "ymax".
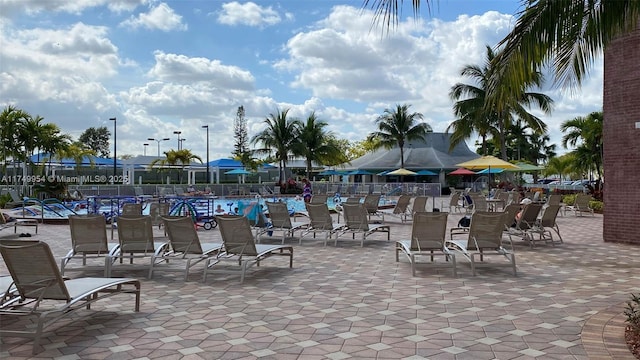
[{"xmin": 603, "ymin": 23, "xmax": 640, "ymax": 245}]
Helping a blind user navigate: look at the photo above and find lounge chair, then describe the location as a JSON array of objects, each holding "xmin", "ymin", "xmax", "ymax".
[
  {"xmin": 0, "ymin": 240, "xmax": 140, "ymax": 354},
  {"xmin": 363, "ymin": 194, "xmax": 384, "ymax": 222},
  {"xmin": 525, "ymin": 204, "xmax": 563, "ymax": 246},
  {"xmin": 446, "ymin": 211, "xmax": 516, "ymax": 276},
  {"xmin": 310, "ymin": 194, "xmax": 328, "ymax": 204},
  {"xmin": 301, "ymin": 203, "xmax": 347, "ymax": 245},
  {"xmin": 471, "ymin": 194, "xmax": 488, "ymax": 212},
  {"xmin": 0, "ymin": 210, "xmax": 38, "ymax": 234},
  {"xmin": 121, "ymin": 202, "xmax": 142, "ymax": 215},
  {"xmin": 565, "ymin": 193, "xmax": 594, "ymax": 217},
  {"xmin": 338, "ymin": 203, "xmax": 390, "ymax": 247},
  {"xmin": 107, "ymin": 215, "xmax": 170, "ymax": 277},
  {"xmin": 0, "ymin": 275, "xmax": 20, "ymax": 309},
  {"xmin": 206, "ymin": 215, "xmax": 293, "ymax": 283},
  {"xmin": 264, "ymin": 202, "xmax": 308, "ymax": 244},
  {"xmin": 380, "ymin": 194, "xmax": 412, "ymax": 222},
  {"xmin": 441, "ymin": 192, "xmax": 465, "ymax": 213},
  {"xmin": 61, "ymin": 215, "xmax": 118, "ymax": 276},
  {"xmin": 507, "ymin": 203, "xmax": 543, "ymax": 247},
  {"xmin": 410, "ymin": 196, "xmax": 428, "ymax": 214},
  {"xmin": 153, "ymin": 216, "xmax": 223, "ymax": 280},
  {"xmin": 149, "ymin": 202, "xmax": 170, "ymax": 230},
  {"xmin": 395, "ymin": 212, "xmax": 456, "ymax": 277}
]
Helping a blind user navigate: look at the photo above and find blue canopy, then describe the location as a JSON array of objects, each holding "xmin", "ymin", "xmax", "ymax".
[
  {"xmin": 415, "ymin": 169, "xmax": 437, "ymax": 176},
  {"xmin": 318, "ymin": 169, "xmax": 341, "ymax": 175},
  {"xmin": 225, "ymin": 169, "xmax": 252, "ymax": 175},
  {"xmin": 347, "ymin": 169, "xmax": 374, "ymax": 175},
  {"xmin": 208, "ymin": 158, "xmax": 275, "ymax": 170},
  {"xmin": 476, "ymin": 168, "xmax": 504, "ymax": 174}
]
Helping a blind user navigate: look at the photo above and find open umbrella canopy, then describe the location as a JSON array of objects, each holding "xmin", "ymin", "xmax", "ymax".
[
  {"xmin": 225, "ymin": 169, "xmax": 252, "ymax": 175},
  {"xmin": 415, "ymin": 169, "xmax": 437, "ymax": 176},
  {"xmin": 377, "ymin": 170, "xmax": 391, "ymax": 176},
  {"xmin": 506, "ymin": 162, "xmax": 545, "ymax": 172},
  {"xmin": 456, "ymin": 155, "xmax": 519, "ymax": 170},
  {"xmin": 318, "ymin": 169, "xmax": 341, "ymax": 175},
  {"xmin": 387, "ymin": 168, "xmax": 417, "ymax": 176},
  {"xmin": 448, "ymin": 168, "xmax": 476, "ymax": 176},
  {"xmin": 476, "ymin": 168, "xmax": 504, "ymax": 174},
  {"xmin": 347, "ymin": 169, "xmax": 374, "ymax": 175}
]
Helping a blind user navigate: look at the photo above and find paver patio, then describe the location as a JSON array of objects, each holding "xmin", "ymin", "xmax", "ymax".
[{"xmin": 1, "ymin": 199, "xmax": 638, "ymax": 359}]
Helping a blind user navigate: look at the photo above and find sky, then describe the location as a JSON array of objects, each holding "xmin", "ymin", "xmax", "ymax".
[{"xmin": 0, "ymin": 0, "xmax": 603, "ymax": 163}]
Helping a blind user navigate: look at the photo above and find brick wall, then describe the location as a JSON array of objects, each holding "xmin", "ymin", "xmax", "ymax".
[{"xmin": 603, "ymin": 24, "xmax": 640, "ymax": 245}]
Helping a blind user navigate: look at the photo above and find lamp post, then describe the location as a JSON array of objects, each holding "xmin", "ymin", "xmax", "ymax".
[
  {"xmin": 178, "ymin": 138, "xmax": 186, "ymax": 150},
  {"xmin": 173, "ymin": 131, "xmax": 182, "ymax": 150},
  {"xmin": 202, "ymin": 125, "xmax": 209, "ymax": 183},
  {"xmin": 148, "ymin": 137, "xmax": 170, "ymax": 157},
  {"xmin": 143, "ymin": 143, "xmax": 149, "ymax": 156},
  {"xmin": 109, "ymin": 117, "xmax": 116, "ymax": 181}
]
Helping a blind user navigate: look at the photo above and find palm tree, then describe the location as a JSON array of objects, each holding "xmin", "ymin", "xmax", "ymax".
[
  {"xmin": 0, "ymin": 106, "xmax": 30, "ymax": 185},
  {"xmin": 448, "ymin": 46, "xmax": 500, "ymax": 155},
  {"xmin": 367, "ymin": 104, "xmax": 431, "ymax": 169},
  {"xmin": 150, "ymin": 149, "xmax": 202, "ymax": 184},
  {"xmin": 294, "ymin": 112, "xmax": 344, "ymax": 178},
  {"xmin": 544, "ymin": 154, "xmax": 575, "ymax": 184},
  {"xmin": 560, "ymin": 111, "xmax": 603, "ymax": 180},
  {"xmin": 251, "ymin": 108, "xmax": 302, "ymax": 186}
]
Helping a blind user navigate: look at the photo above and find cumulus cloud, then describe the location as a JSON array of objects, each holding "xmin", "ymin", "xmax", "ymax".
[
  {"xmin": 217, "ymin": 1, "xmax": 282, "ymax": 27},
  {"xmin": 0, "ymin": 0, "xmax": 145, "ymax": 17},
  {"xmin": 121, "ymin": 2, "xmax": 187, "ymax": 32}
]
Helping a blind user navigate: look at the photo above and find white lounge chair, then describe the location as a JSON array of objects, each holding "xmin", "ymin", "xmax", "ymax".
[{"xmin": 338, "ymin": 203, "xmax": 390, "ymax": 247}]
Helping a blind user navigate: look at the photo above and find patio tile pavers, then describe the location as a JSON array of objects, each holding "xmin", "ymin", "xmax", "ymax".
[{"xmin": 1, "ymin": 199, "xmax": 638, "ymax": 359}]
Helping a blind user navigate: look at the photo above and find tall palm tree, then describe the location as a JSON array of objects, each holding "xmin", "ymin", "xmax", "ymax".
[
  {"xmin": 448, "ymin": 46, "xmax": 500, "ymax": 155},
  {"xmin": 0, "ymin": 106, "xmax": 30, "ymax": 185},
  {"xmin": 294, "ymin": 112, "xmax": 344, "ymax": 178},
  {"xmin": 544, "ymin": 154, "xmax": 575, "ymax": 184},
  {"xmin": 251, "ymin": 108, "xmax": 302, "ymax": 185},
  {"xmin": 367, "ymin": 104, "xmax": 431, "ymax": 169},
  {"xmin": 560, "ymin": 111, "xmax": 603, "ymax": 180}
]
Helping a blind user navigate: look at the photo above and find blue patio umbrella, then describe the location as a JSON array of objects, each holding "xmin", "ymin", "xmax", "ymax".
[
  {"xmin": 347, "ymin": 169, "xmax": 374, "ymax": 175},
  {"xmin": 318, "ymin": 169, "xmax": 341, "ymax": 176},
  {"xmin": 476, "ymin": 168, "xmax": 504, "ymax": 174},
  {"xmin": 415, "ymin": 169, "xmax": 437, "ymax": 176},
  {"xmin": 377, "ymin": 170, "xmax": 391, "ymax": 176},
  {"xmin": 225, "ymin": 169, "xmax": 252, "ymax": 175}
]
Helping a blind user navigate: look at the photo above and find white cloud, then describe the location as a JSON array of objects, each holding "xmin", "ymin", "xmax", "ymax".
[
  {"xmin": 217, "ymin": 1, "xmax": 282, "ymax": 27},
  {"xmin": 121, "ymin": 2, "xmax": 187, "ymax": 32},
  {"xmin": 0, "ymin": 0, "xmax": 145, "ymax": 17}
]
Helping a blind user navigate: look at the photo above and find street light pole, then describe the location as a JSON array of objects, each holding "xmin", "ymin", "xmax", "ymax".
[
  {"xmin": 173, "ymin": 131, "xmax": 182, "ymax": 150},
  {"xmin": 147, "ymin": 137, "xmax": 170, "ymax": 157},
  {"xmin": 202, "ymin": 125, "xmax": 209, "ymax": 183},
  {"xmin": 143, "ymin": 143, "xmax": 149, "ymax": 156},
  {"xmin": 109, "ymin": 117, "xmax": 116, "ymax": 181},
  {"xmin": 179, "ymin": 138, "xmax": 186, "ymax": 150}
]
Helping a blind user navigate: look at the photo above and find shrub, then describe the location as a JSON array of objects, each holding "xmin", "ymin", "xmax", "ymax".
[{"xmin": 625, "ymin": 293, "xmax": 640, "ymax": 334}]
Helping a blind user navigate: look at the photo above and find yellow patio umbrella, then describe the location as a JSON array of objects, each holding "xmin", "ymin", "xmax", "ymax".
[
  {"xmin": 386, "ymin": 168, "xmax": 417, "ymax": 176},
  {"xmin": 456, "ymin": 156, "xmax": 520, "ymax": 170}
]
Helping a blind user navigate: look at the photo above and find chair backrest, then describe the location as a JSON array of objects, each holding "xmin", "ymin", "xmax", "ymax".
[
  {"xmin": 467, "ymin": 211, "xmax": 506, "ymax": 250},
  {"xmin": 121, "ymin": 203, "xmax": 142, "ymax": 215},
  {"xmin": 575, "ymin": 193, "xmax": 592, "ymax": 209},
  {"xmin": 363, "ymin": 194, "xmax": 381, "ymax": 214},
  {"xmin": 161, "ymin": 216, "xmax": 204, "ymax": 254},
  {"xmin": 547, "ymin": 194, "xmax": 562, "ymax": 206},
  {"xmin": 498, "ymin": 191, "xmax": 510, "ymax": 204},
  {"xmin": 471, "ymin": 195, "xmax": 488, "ymax": 212},
  {"xmin": 393, "ymin": 195, "xmax": 412, "ymax": 214},
  {"xmin": 341, "ymin": 203, "xmax": 369, "ymax": 231},
  {"xmin": 509, "ymin": 191, "xmax": 521, "ymax": 205},
  {"xmin": 68, "ymin": 215, "xmax": 110, "ymax": 254},
  {"xmin": 310, "ymin": 194, "xmax": 328, "ymax": 204},
  {"xmin": 539, "ymin": 204, "xmax": 561, "ymax": 227},
  {"xmin": 503, "ymin": 203, "xmax": 521, "ymax": 230},
  {"xmin": 265, "ymin": 201, "xmax": 293, "ymax": 228},
  {"xmin": 149, "ymin": 202, "xmax": 170, "ymax": 226},
  {"xmin": 117, "ymin": 215, "xmax": 155, "ymax": 253},
  {"xmin": 345, "ymin": 197, "xmax": 360, "ymax": 204},
  {"xmin": 0, "ymin": 240, "xmax": 71, "ymax": 301},
  {"xmin": 216, "ymin": 215, "xmax": 258, "ymax": 256},
  {"xmin": 410, "ymin": 212, "xmax": 448, "ymax": 251},
  {"xmin": 412, "ymin": 196, "xmax": 428, "ymax": 213},
  {"xmin": 305, "ymin": 203, "xmax": 334, "ymax": 230},
  {"xmin": 516, "ymin": 203, "xmax": 543, "ymax": 230},
  {"xmin": 449, "ymin": 192, "xmax": 461, "ymax": 207}
]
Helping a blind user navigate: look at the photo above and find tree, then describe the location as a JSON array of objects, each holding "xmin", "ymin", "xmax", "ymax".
[
  {"xmin": 346, "ymin": 138, "xmax": 379, "ymax": 161},
  {"xmin": 251, "ymin": 108, "xmax": 302, "ymax": 185},
  {"xmin": 560, "ymin": 111, "xmax": 603, "ymax": 180},
  {"xmin": 448, "ymin": 45, "xmax": 553, "ymax": 160},
  {"xmin": 232, "ymin": 106, "xmax": 250, "ymax": 164},
  {"xmin": 150, "ymin": 149, "xmax": 202, "ymax": 184},
  {"xmin": 447, "ymin": 45, "xmax": 500, "ymax": 155},
  {"xmin": 544, "ymin": 154, "xmax": 575, "ymax": 184},
  {"xmin": 79, "ymin": 127, "xmax": 111, "ymax": 157},
  {"xmin": 367, "ymin": 104, "xmax": 431, "ymax": 169},
  {"xmin": 294, "ymin": 112, "xmax": 344, "ymax": 178}
]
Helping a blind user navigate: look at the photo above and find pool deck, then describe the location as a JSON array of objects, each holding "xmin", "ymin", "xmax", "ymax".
[{"xmin": 1, "ymin": 198, "xmax": 638, "ymax": 359}]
